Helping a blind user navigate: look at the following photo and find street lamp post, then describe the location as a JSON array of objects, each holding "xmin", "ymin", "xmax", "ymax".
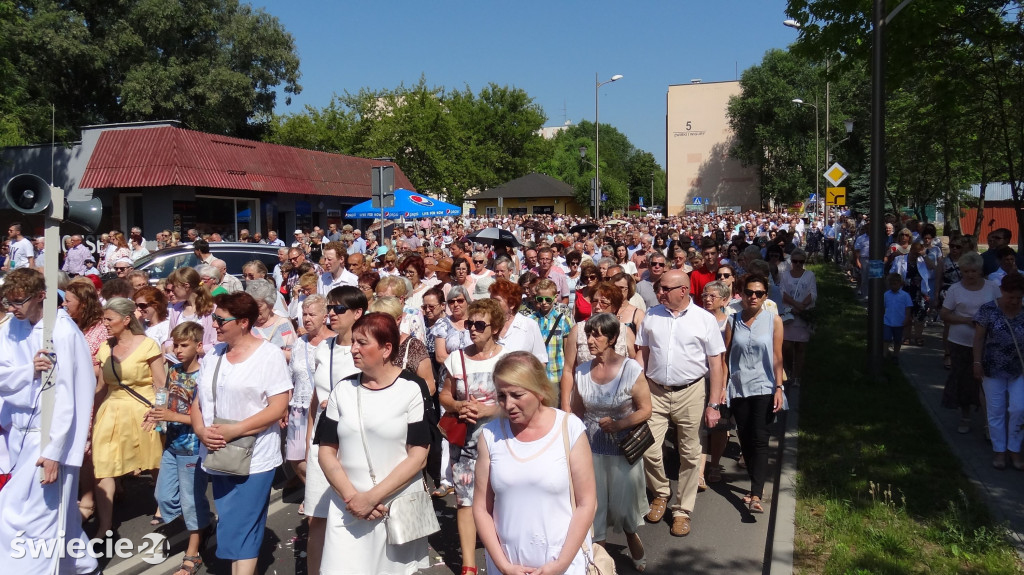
[
  {"xmin": 595, "ymin": 73, "xmax": 623, "ymax": 220},
  {"xmin": 793, "ymin": 97, "xmax": 821, "ymax": 217}
]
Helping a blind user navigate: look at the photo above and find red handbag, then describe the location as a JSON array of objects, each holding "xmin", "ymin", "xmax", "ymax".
[{"xmin": 438, "ymin": 350, "xmax": 469, "ymax": 447}]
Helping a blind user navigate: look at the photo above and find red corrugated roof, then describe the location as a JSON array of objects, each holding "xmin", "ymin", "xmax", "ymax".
[{"xmin": 79, "ymin": 126, "xmax": 414, "ymax": 198}]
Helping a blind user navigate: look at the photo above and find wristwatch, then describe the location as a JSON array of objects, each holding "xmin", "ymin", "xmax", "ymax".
[{"xmin": 707, "ymin": 403, "xmax": 721, "ymax": 411}]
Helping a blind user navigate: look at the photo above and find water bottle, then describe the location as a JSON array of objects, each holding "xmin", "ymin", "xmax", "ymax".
[{"xmin": 154, "ymin": 388, "xmax": 169, "ymax": 433}]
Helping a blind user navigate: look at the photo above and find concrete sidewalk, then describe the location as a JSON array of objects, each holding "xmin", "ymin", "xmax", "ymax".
[{"xmin": 898, "ymin": 323, "xmax": 1024, "ymax": 557}]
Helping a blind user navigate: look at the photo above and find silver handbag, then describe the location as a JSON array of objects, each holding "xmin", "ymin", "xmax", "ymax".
[
  {"xmin": 356, "ymin": 384, "xmax": 439, "ymax": 545},
  {"xmin": 203, "ymin": 354, "xmax": 255, "ymax": 476}
]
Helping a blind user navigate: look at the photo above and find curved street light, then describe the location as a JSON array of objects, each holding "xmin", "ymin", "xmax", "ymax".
[
  {"xmin": 793, "ymin": 98, "xmax": 821, "ymax": 216},
  {"xmin": 595, "ymin": 73, "xmax": 623, "ymax": 219}
]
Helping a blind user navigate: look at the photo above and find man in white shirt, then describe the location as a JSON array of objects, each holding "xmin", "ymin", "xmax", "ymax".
[
  {"xmin": 3, "ymin": 223, "xmax": 35, "ymax": 271},
  {"xmin": 267, "ymin": 230, "xmax": 285, "ymax": 247},
  {"xmin": 636, "ymin": 269, "xmax": 725, "ymax": 538},
  {"xmin": 317, "ymin": 242, "xmax": 358, "ymax": 295}
]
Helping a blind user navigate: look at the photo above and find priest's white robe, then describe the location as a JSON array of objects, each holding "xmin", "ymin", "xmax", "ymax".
[{"xmin": 0, "ymin": 309, "xmax": 97, "ymax": 574}]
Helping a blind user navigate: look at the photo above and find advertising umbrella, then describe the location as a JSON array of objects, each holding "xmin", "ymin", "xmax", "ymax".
[
  {"xmin": 346, "ymin": 189, "xmax": 462, "ymax": 219},
  {"xmin": 466, "ymin": 227, "xmax": 521, "ymax": 247}
]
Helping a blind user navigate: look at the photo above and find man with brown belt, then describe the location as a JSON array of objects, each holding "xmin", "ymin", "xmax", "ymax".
[{"xmin": 636, "ymin": 269, "xmax": 726, "ymax": 537}]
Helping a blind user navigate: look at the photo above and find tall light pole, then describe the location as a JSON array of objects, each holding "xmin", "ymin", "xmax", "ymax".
[
  {"xmin": 595, "ymin": 73, "xmax": 623, "ymax": 219},
  {"xmin": 793, "ymin": 98, "xmax": 821, "ymax": 217}
]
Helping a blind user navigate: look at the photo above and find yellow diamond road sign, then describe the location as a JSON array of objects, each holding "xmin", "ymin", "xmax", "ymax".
[{"xmin": 824, "ymin": 162, "xmax": 849, "ymax": 186}]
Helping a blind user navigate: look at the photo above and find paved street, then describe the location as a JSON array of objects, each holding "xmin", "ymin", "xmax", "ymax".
[{"xmin": 98, "ymin": 426, "xmax": 786, "ymax": 575}]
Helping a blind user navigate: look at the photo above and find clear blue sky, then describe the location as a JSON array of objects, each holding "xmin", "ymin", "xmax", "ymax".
[{"xmin": 255, "ymin": 0, "xmax": 796, "ymax": 168}]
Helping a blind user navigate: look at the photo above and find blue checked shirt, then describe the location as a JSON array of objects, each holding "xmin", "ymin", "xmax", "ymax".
[{"xmin": 531, "ymin": 308, "xmax": 574, "ymax": 384}]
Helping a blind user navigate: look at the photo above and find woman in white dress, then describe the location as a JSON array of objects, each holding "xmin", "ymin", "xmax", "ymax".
[
  {"xmin": 286, "ymin": 295, "xmax": 334, "ymax": 485},
  {"xmin": 778, "ymin": 248, "xmax": 817, "ymax": 387},
  {"xmin": 570, "ymin": 313, "xmax": 651, "ymax": 571},
  {"xmin": 314, "ymin": 313, "xmax": 431, "ymax": 575},
  {"xmin": 439, "ymin": 298, "xmax": 509, "ymax": 575},
  {"xmin": 304, "ymin": 286, "xmax": 367, "ymax": 575},
  {"xmin": 475, "ymin": 351, "xmax": 597, "ymax": 575},
  {"xmin": 559, "ymin": 282, "xmax": 637, "ymax": 411}
]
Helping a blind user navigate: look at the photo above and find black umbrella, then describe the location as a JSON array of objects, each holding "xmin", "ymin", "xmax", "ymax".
[
  {"xmin": 569, "ymin": 222, "xmax": 600, "ymax": 235},
  {"xmin": 466, "ymin": 227, "xmax": 521, "ymax": 247}
]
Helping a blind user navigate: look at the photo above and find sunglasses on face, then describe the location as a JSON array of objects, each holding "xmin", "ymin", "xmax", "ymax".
[
  {"xmin": 744, "ymin": 289, "xmax": 767, "ymax": 298},
  {"xmin": 657, "ymin": 284, "xmax": 686, "ymax": 293},
  {"xmin": 716, "ymin": 273, "xmax": 732, "ymax": 279},
  {"xmin": 792, "ymin": 259, "xmax": 806, "ymax": 264},
  {"xmin": 467, "ymin": 320, "xmax": 490, "ymax": 332},
  {"xmin": 136, "ymin": 302, "xmax": 151, "ymax": 311},
  {"xmin": 114, "ymin": 266, "xmax": 131, "ymax": 272},
  {"xmin": 421, "ymin": 303, "xmax": 441, "ymax": 312},
  {"xmin": 448, "ymin": 297, "xmax": 466, "ymax": 305},
  {"xmin": 326, "ymin": 304, "xmax": 351, "ymax": 316},
  {"xmin": 473, "ymin": 259, "xmax": 486, "ymax": 264},
  {"xmin": 650, "ymin": 262, "xmax": 666, "ymax": 268},
  {"xmin": 212, "ymin": 315, "xmax": 238, "ymax": 327},
  {"xmin": 535, "ymin": 295, "xmax": 555, "ymax": 304}
]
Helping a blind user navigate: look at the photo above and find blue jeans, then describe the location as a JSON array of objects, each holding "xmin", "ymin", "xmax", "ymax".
[{"xmin": 155, "ymin": 450, "xmax": 211, "ymax": 530}]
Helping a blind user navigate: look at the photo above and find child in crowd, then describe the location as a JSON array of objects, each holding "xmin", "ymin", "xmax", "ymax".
[
  {"xmin": 530, "ymin": 279, "xmax": 574, "ymax": 386},
  {"xmin": 883, "ymin": 273, "xmax": 913, "ymax": 359},
  {"xmin": 147, "ymin": 321, "xmax": 211, "ymax": 575}
]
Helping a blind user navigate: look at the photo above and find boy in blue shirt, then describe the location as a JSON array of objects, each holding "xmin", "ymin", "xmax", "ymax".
[
  {"xmin": 147, "ymin": 322, "xmax": 210, "ymax": 575},
  {"xmin": 883, "ymin": 273, "xmax": 913, "ymax": 359}
]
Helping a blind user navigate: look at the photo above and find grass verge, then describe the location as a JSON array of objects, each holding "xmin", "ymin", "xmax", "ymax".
[{"xmin": 794, "ymin": 264, "xmax": 1023, "ymax": 574}]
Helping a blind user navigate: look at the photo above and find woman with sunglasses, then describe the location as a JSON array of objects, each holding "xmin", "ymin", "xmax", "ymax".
[
  {"xmin": 133, "ymin": 285, "xmax": 170, "ymax": 349},
  {"xmin": 713, "ymin": 264, "xmax": 743, "ymax": 312},
  {"xmin": 560, "ymin": 282, "xmax": 637, "ymax": 411},
  {"xmin": 609, "ymin": 272, "xmax": 646, "ymax": 332},
  {"xmin": 779, "ymin": 249, "xmax": 817, "ymax": 387},
  {"xmin": 439, "ymin": 299, "xmax": 509, "ymax": 575},
  {"xmin": 724, "ymin": 275, "xmax": 786, "ymax": 514},
  {"xmin": 92, "ymin": 297, "xmax": 167, "ymax": 537},
  {"xmin": 303, "ymin": 286, "xmax": 367, "ymax": 575},
  {"xmin": 192, "ymin": 292, "xmax": 290, "ymax": 575},
  {"xmin": 565, "ymin": 250, "xmax": 584, "ymax": 295},
  {"xmin": 433, "ymin": 286, "xmax": 473, "ymax": 364},
  {"xmin": 165, "ymin": 267, "xmax": 218, "ymax": 353},
  {"xmin": 573, "ymin": 260, "xmax": 601, "ymax": 322}
]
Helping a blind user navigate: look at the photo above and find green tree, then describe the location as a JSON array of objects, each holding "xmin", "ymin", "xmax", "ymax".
[
  {"xmin": 626, "ymin": 151, "xmax": 666, "ymax": 208},
  {"xmin": 1, "ymin": 0, "xmax": 301, "ymax": 142},
  {"xmin": 727, "ymin": 49, "xmax": 823, "ymax": 206}
]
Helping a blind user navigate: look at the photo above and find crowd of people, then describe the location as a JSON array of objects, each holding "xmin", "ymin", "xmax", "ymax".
[{"xmin": 0, "ymin": 206, "xmax": 1020, "ymax": 575}]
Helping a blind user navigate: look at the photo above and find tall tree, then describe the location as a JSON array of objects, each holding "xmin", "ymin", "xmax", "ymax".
[{"xmin": 1, "ymin": 0, "xmax": 301, "ymax": 142}]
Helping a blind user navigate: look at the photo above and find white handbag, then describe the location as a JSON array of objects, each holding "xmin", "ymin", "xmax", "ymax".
[{"xmin": 356, "ymin": 384, "xmax": 440, "ymax": 545}]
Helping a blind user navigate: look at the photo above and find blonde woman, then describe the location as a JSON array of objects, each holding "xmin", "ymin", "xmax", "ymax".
[
  {"xmin": 93, "ymin": 297, "xmax": 166, "ymax": 536},
  {"xmin": 475, "ymin": 351, "xmax": 597, "ymax": 575},
  {"xmin": 368, "ymin": 296, "xmax": 436, "ymax": 393},
  {"xmin": 166, "ymin": 267, "xmax": 218, "ymax": 352}
]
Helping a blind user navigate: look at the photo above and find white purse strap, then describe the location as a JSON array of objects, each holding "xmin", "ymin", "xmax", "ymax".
[{"xmin": 355, "ymin": 383, "xmax": 378, "ymax": 486}]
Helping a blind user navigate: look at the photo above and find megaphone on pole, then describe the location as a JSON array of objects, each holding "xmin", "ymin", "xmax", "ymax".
[{"xmin": 3, "ymin": 173, "xmax": 103, "ymax": 232}]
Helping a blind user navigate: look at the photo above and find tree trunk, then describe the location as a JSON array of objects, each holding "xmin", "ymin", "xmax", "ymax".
[{"xmin": 972, "ymin": 182, "xmax": 987, "ymax": 243}]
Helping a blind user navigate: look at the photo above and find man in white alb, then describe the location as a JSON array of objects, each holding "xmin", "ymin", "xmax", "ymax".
[{"xmin": 0, "ymin": 268, "xmax": 98, "ymax": 574}]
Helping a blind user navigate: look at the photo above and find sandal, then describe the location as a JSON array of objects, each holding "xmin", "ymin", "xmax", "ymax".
[
  {"xmin": 174, "ymin": 555, "xmax": 203, "ymax": 575},
  {"xmin": 431, "ymin": 485, "xmax": 454, "ymax": 498},
  {"xmin": 150, "ymin": 514, "xmax": 163, "ymax": 526},
  {"xmin": 749, "ymin": 497, "xmax": 765, "ymax": 514},
  {"xmin": 627, "ymin": 534, "xmax": 646, "ymax": 572},
  {"xmin": 697, "ymin": 475, "xmax": 707, "ymax": 492},
  {"xmin": 460, "ymin": 567, "xmax": 478, "ymax": 575}
]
